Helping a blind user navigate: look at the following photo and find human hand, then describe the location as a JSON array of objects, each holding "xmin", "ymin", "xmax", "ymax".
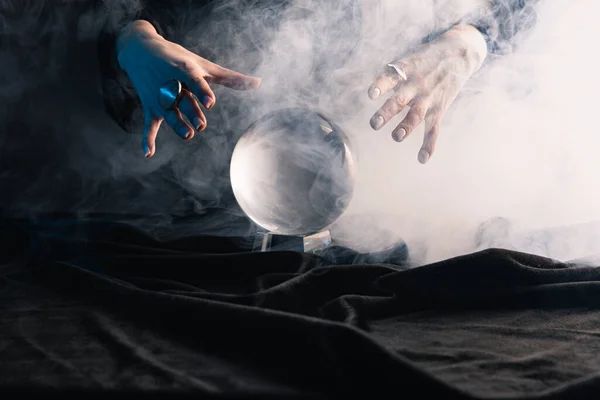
[
  {"xmin": 368, "ymin": 24, "xmax": 488, "ymax": 164},
  {"xmin": 116, "ymin": 20, "xmax": 261, "ymax": 158}
]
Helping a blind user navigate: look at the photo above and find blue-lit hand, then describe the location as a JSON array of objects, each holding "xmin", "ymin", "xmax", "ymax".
[{"xmin": 116, "ymin": 20, "xmax": 261, "ymax": 158}]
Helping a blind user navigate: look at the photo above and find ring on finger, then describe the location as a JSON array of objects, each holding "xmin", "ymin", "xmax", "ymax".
[
  {"xmin": 158, "ymin": 79, "xmax": 185, "ymax": 110},
  {"xmin": 386, "ymin": 63, "xmax": 408, "ymax": 81}
]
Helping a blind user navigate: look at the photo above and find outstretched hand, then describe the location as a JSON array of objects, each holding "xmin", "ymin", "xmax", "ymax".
[
  {"xmin": 368, "ymin": 24, "xmax": 488, "ymax": 164},
  {"xmin": 116, "ymin": 20, "xmax": 261, "ymax": 158}
]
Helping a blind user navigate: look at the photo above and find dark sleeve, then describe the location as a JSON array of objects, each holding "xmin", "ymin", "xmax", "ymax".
[
  {"xmin": 422, "ymin": 0, "xmax": 540, "ymax": 57},
  {"xmin": 467, "ymin": 0, "xmax": 541, "ymax": 55}
]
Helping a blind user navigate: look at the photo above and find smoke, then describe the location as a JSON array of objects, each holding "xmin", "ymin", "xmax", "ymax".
[
  {"xmin": 1, "ymin": 0, "xmax": 598, "ymax": 264},
  {"xmin": 335, "ymin": 0, "xmax": 600, "ymax": 265}
]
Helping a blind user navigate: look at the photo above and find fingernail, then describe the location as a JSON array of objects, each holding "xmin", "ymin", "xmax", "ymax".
[
  {"xmin": 371, "ymin": 115, "xmax": 385, "ymax": 130},
  {"xmin": 145, "ymin": 151, "xmax": 151, "ymax": 158},
  {"xmin": 418, "ymin": 149, "xmax": 430, "ymax": 164},
  {"xmin": 393, "ymin": 128, "xmax": 407, "ymax": 142},
  {"xmin": 202, "ymin": 95, "xmax": 213, "ymax": 109},
  {"xmin": 179, "ymin": 126, "xmax": 191, "ymax": 138},
  {"xmin": 369, "ymin": 87, "xmax": 381, "ymax": 99},
  {"xmin": 193, "ymin": 117, "xmax": 203, "ymax": 130}
]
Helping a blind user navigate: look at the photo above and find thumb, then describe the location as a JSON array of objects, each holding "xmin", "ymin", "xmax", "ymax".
[
  {"xmin": 142, "ymin": 112, "xmax": 162, "ymax": 158},
  {"xmin": 207, "ymin": 63, "xmax": 261, "ymax": 90}
]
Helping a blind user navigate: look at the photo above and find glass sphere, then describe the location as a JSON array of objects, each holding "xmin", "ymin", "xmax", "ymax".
[{"xmin": 230, "ymin": 108, "xmax": 357, "ymax": 236}]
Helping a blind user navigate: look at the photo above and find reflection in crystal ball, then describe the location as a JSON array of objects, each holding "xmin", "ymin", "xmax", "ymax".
[{"xmin": 230, "ymin": 108, "xmax": 357, "ymax": 236}]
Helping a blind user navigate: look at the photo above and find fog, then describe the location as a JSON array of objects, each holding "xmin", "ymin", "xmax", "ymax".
[
  {"xmin": 1, "ymin": 0, "xmax": 597, "ymax": 265},
  {"xmin": 338, "ymin": 0, "xmax": 597, "ymax": 265}
]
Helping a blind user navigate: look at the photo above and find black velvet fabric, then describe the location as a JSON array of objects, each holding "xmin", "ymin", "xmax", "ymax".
[{"xmin": 2, "ymin": 217, "xmax": 600, "ymax": 398}]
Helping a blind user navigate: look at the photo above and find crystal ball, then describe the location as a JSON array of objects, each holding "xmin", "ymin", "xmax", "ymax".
[{"xmin": 230, "ymin": 108, "xmax": 357, "ymax": 236}]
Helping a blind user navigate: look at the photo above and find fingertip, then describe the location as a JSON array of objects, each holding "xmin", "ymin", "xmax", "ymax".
[
  {"xmin": 201, "ymin": 95, "xmax": 214, "ymax": 109},
  {"xmin": 144, "ymin": 143, "xmax": 155, "ymax": 158},
  {"xmin": 418, "ymin": 148, "xmax": 431, "ymax": 164},
  {"xmin": 192, "ymin": 117, "xmax": 205, "ymax": 131},
  {"xmin": 178, "ymin": 125, "xmax": 193, "ymax": 139},
  {"xmin": 392, "ymin": 128, "xmax": 407, "ymax": 142},
  {"xmin": 184, "ymin": 131, "xmax": 195, "ymax": 141},
  {"xmin": 370, "ymin": 115, "xmax": 385, "ymax": 130},
  {"xmin": 368, "ymin": 86, "xmax": 381, "ymax": 100},
  {"xmin": 233, "ymin": 76, "xmax": 262, "ymax": 90},
  {"xmin": 250, "ymin": 76, "xmax": 262, "ymax": 89},
  {"xmin": 143, "ymin": 113, "xmax": 161, "ymax": 158}
]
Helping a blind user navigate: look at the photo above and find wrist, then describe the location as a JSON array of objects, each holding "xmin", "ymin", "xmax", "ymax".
[
  {"xmin": 116, "ymin": 20, "xmax": 163, "ymax": 69},
  {"xmin": 116, "ymin": 20, "xmax": 162, "ymax": 55},
  {"xmin": 444, "ymin": 24, "xmax": 488, "ymax": 73}
]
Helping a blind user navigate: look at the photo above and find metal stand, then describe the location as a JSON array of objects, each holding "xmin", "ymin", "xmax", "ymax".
[{"xmin": 252, "ymin": 230, "xmax": 332, "ymax": 253}]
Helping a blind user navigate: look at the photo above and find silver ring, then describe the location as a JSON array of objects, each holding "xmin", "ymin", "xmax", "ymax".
[
  {"xmin": 158, "ymin": 79, "xmax": 184, "ymax": 110},
  {"xmin": 386, "ymin": 63, "xmax": 408, "ymax": 81}
]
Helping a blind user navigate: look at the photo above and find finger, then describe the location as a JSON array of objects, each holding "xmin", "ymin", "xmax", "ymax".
[
  {"xmin": 178, "ymin": 90, "xmax": 206, "ymax": 132},
  {"xmin": 176, "ymin": 69, "xmax": 217, "ymax": 110},
  {"xmin": 391, "ymin": 100, "xmax": 429, "ymax": 142},
  {"xmin": 368, "ymin": 62, "xmax": 409, "ymax": 100},
  {"xmin": 142, "ymin": 112, "xmax": 162, "ymax": 158},
  {"xmin": 206, "ymin": 63, "xmax": 262, "ymax": 90},
  {"xmin": 163, "ymin": 107, "xmax": 194, "ymax": 140},
  {"xmin": 418, "ymin": 113, "xmax": 442, "ymax": 164},
  {"xmin": 370, "ymin": 86, "xmax": 417, "ymax": 131}
]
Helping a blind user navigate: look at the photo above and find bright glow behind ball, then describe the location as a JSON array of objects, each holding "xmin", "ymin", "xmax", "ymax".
[{"xmin": 230, "ymin": 108, "xmax": 356, "ymax": 236}]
